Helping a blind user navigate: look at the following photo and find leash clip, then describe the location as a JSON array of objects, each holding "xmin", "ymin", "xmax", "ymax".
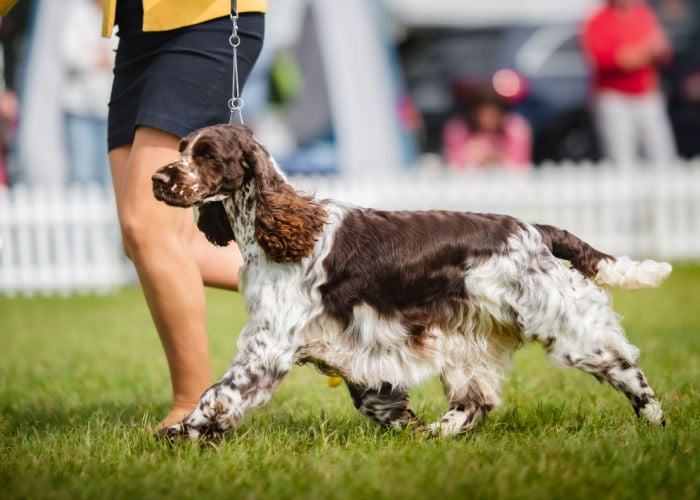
[{"xmin": 228, "ymin": 0, "xmax": 244, "ymax": 124}]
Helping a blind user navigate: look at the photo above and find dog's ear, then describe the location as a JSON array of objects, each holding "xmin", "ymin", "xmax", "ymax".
[
  {"xmin": 196, "ymin": 201, "xmax": 235, "ymax": 246},
  {"xmin": 249, "ymin": 146, "xmax": 327, "ymax": 263}
]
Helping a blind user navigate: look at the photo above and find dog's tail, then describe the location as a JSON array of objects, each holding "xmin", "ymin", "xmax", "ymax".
[{"xmin": 534, "ymin": 224, "xmax": 672, "ymax": 290}]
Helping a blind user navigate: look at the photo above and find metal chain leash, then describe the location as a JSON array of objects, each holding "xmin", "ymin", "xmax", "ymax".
[{"xmin": 228, "ymin": 0, "xmax": 244, "ymax": 124}]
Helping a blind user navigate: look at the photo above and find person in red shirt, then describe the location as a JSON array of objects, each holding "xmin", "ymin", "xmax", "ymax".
[{"xmin": 581, "ymin": 0, "xmax": 677, "ymax": 167}]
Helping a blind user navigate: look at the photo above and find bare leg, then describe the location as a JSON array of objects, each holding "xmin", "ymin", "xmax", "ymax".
[
  {"xmin": 184, "ymin": 214, "xmax": 243, "ymax": 291},
  {"xmin": 108, "ymin": 126, "xmax": 243, "ymax": 428}
]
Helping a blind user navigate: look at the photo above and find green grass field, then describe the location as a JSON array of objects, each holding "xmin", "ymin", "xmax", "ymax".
[{"xmin": 1, "ymin": 263, "xmax": 699, "ymax": 499}]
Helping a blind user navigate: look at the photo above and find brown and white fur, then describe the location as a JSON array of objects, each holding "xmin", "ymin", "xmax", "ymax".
[{"xmin": 152, "ymin": 124, "xmax": 671, "ymax": 441}]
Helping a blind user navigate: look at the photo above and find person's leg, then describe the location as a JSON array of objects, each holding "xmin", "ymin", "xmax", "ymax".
[
  {"xmin": 109, "ymin": 133, "xmax": 242, "ymax": 288},
  {"xmin": 109, "ymin": 125, "xmax": 242, "ymax": 428},
  {"xmin": 110, "ymin": 126, "xmax": 210, "ymax": 427},
  {"xmin": 637, "ymin": 91, "xmax": 677, "ymax": 167},
  {"xmin": 594, "ymin": 91, "xmax": 637, "ymax": 169},
  {"xmin": 184, "ymin": 214, "xmax": 243, "ymax": 291}
]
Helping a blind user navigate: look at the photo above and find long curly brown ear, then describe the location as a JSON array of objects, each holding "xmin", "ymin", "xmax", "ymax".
[
  {"xmin": 249, "ymin": 147, "xmax": 327, "ymax": 263},
  {"xmin": 196, "ymin": 201, "xmax": 235, "ymax": 247}
]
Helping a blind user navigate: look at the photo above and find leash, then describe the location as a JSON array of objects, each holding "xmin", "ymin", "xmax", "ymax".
[
  {"xmin": 225, "ymin": 2, "xmax": 341, "ymax": 391},
  {"xmin": 228, "ymin": 0, "xmax": 244, "ymax": 124}
]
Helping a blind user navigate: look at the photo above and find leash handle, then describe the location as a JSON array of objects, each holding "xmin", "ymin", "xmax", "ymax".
[{"xmin": 228, "ymin": 0, "xmax": 244, "ymax": 124}]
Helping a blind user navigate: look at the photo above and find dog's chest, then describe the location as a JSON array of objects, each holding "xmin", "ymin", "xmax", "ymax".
[
  {"xmin": 223, "ymin": 190, "xmax": 256, "ymax": 259},
  {"xmin": 238, "ymin": 258, "xmax": 315, "ymax": 327}
]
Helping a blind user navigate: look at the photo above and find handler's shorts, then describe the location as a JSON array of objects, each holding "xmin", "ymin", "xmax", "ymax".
[{"xmin": 108, "ymin": 11, "xmax": 265, "ymax": 151}]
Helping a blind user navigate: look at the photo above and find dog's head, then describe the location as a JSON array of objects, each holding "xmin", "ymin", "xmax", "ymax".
[
  {"xmin": 152, "ymin": 124, "xmax": 268, "ymax": 247},
  {"xmin": 152, "ymin": 123, "xmax": 328, "ymax": 259},
  {"xmin": 152, "ymin": 123, "xmax": 259, "ymax": 209}
]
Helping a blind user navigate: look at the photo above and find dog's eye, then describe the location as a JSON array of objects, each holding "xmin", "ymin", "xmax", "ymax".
[{"xmin": 193, "ymin": 143, "xmax": 217, "ymax": 163}]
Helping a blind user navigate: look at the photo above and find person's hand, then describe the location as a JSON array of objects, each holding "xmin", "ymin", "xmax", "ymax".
[
  {"xmin": 0, "ymin": 90, "xmax": 18, "ymax": 123},
  {"xmin": 616, "ymin": 44, "xmax": 651, "ymax": 71},
  {"xmin": 647, "ymin": 28, "xmax": 672, "ymax": 64},
  {"xmin": 615, "ymin": 28, "xmax": 672, "ymax": 72},
  {"xmin": 96, "ymin": 47, "xmax": 115, "ymax": 70},
  {"xmin": 0, "ymin": 89, "xmax": 18, "ymax": 144}
]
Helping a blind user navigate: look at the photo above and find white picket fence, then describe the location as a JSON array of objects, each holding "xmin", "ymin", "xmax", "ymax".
[
  {"xmin": 0, "ymin": 184, "xmax": 133, "ymax": 296},
  {"xmin": 2, "ymin": 161, "xmax": 700, "ymax": 296}
]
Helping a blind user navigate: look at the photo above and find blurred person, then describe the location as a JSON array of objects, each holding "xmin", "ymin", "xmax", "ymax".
[
  {"xmin": 0, "ymin": 3, "xmax": 30, "ymax": 185},
  {"xmin": 0, "ymin": 87, "xmax": 18, "ymax": 186},
  {"xmin": 61, "ymin": 0, "xmax": 113, "ymax": 185},
  {"xmin": 581, "ymin": 0, "xmax": 677, "ymax": 167},
  {"xmin": 2, "ymin": 0, "xmax": 267, "ymax": 429},
  {"xmin": 658, "ymin": 0, "xmax": 691, "ymax": 27},
  {"xmin": 442, "ymin": 84, "xmax": 532, "ymax": 170}
]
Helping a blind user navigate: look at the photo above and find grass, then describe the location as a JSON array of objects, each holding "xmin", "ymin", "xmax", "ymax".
[{"xmin": 1, "ymin": 263, "xmax": 699, "ymax": 499}]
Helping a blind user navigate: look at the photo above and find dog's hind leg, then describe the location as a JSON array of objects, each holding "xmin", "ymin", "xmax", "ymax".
[
  {"xmin": 427, "ymin": 383, "xmax": 497, "ymax": 437},
  {"xmin": 160, "ymin": 327, "xmax": 297, "ymax": 442},
  {"xmin": 427, "ymin": 332, "xmax": 517, "ymax": 437},
  {"xmin": 568, "ymin": 350, "xmax": 664, "ymax": 425},
  {"xmin": 346, "ymin": 382, "xmax": 422, "ymax": 430},
  {"xmin": 524, "ymin": 271, "xmax": 665, "ymax": 425}
]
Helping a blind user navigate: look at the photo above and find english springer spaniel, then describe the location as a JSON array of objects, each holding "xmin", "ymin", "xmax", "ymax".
[{"xmin": 152, "ymin": 124, "xmax": 671, "ymax": 441}]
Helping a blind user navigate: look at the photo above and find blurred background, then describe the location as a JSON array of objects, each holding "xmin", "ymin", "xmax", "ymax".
[{"xmin": 1, "ymin": 0, "xmax": 699, "ymax": 295}]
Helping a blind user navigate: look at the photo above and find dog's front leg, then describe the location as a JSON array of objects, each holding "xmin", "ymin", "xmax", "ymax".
[{"xmin": 161, "ymin": 327, "xmax": 296, "ymax": 442}]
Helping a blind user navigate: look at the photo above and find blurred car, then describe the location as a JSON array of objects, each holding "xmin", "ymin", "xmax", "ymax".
[
  {"xmin": 398, "ymin": 23, "xmax": 600, "ymax": 164},
  {"xmin": 398, "ymin": 12, "xmax": 700, "ymax": 164}
]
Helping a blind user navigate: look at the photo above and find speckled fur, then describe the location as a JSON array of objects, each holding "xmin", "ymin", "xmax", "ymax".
[{"xmin": 152, "ymin": 124, "xmax": 670, "ymax": 442}]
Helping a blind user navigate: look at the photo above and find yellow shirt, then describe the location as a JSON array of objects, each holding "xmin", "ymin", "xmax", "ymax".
[
  {"xmin": 0, "ymin": 1, "xmax": 267, "ymax": 37},
  {"xmin": 0, "ymin": 0, "xmax": 19, "ymax": 16},
  {"xmin": 101, "ymin": 0, "xmax": 267, "ymax": 37}
]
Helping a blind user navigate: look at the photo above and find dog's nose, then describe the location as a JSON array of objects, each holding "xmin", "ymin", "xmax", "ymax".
[{"xmin": 152, "ymin": 170, "xmax": 171, "ymax": 185}]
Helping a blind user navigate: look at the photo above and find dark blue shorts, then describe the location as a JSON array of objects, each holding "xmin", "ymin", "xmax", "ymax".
[{"xmin": 108, "ymin": 13, "xmax": 265, "ymax": 151}]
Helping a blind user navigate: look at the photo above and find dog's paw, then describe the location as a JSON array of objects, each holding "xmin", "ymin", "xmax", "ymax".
[
  {"xmin": 157, "ymin": 421, "xmax": 195, "ymax": 444},
  {"xmin": 638, "ymin": 401, "xmax": 666, "ymax": 427},
  {"xmin": 156, "ymin": 419, "xmax": 228, "ymax": 445},
  {"xmin": 412, "ymin": 424, "xmax": 441, "ymax": 440}
]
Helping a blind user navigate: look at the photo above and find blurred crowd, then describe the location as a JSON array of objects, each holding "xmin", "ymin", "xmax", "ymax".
[
  {"xmin": 1, "ymin": 0, "xmax": 698, "ymax": 187},
  {"xmin": 435, "ymin": 0, "xmax": 695, "ymax": 171},
  {"xmin": 1, "ymin": 0, "xmax": 113, "ymax": 187},
  {"xmin": 400, "ymin": 0, "xmax": 699, "ymax": 171}
]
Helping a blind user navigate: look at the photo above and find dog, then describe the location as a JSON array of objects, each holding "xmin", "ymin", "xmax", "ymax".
[{"xmin": 152, "ymin": 123, "xmax": 671, "ymax": 441}]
